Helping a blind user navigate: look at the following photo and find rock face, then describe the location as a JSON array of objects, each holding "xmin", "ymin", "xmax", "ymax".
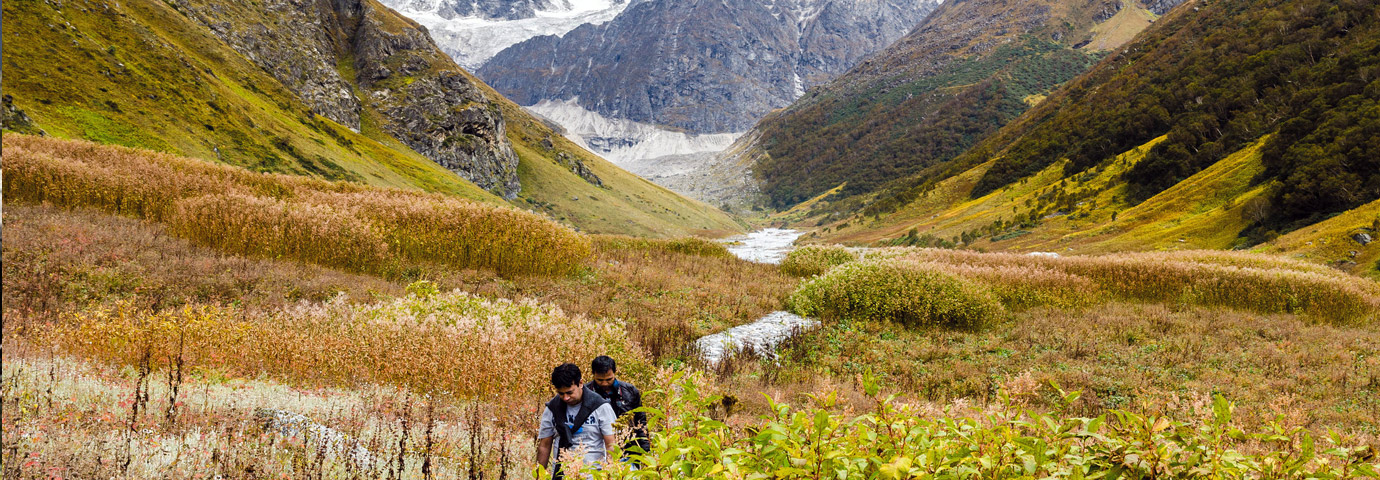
[
  {"xmin": 172, "ymin": 0, "xmax": 521, "ymax": 198},
  {"xmin": 477, "ymin": 0, "xmax": 938, "ymax": 134}
]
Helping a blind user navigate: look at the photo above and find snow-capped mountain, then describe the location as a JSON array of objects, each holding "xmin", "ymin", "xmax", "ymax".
[
  {"xmin": 479, "ymin": 0, "xmax": 939, "ymax": 134},
  {"xmin": 377, "ymin": 0, "xmax": 630, "ymax": 69}
]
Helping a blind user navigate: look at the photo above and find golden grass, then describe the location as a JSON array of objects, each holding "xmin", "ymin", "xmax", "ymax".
[
  {"xmin": 41, "ymin": 290, "xmax": 643, "ymax": 400},
  {"xmin": 1, "ymin": 354, "xmax": 539, "ymax": 478},
  {"xmin": 3, "ymin": 134, "xmax": 591, "ymax": 276}
]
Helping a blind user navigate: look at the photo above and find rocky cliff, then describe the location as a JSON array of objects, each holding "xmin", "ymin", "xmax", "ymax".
[
  {"xmin": 172, "ymin": 0, "xmax": 521, "ymax": 197},
  {"xmin": 477, "ymin": 0, "xmax": 938, "ymax": 134}
]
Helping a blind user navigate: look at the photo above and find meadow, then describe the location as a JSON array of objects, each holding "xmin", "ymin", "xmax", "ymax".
[{"xmin": 4, "ymin": 136, "xmax": 1380, "ymax": 478}]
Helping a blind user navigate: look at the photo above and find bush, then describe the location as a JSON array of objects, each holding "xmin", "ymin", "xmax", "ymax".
[
  {"xmin": 592, "ymin": 235, "xmax": 732, "ymax": 259},
  {"xmin": 780, "ymin": 245, "xmax": 857, "ymax": 277},
  {"xmin": 46, "ymin": 291, "xmax": 645, "ymax": 398},
  {"xmin": 2, "ymin": 135, "xmax": 591, "ymax": 276},
  {"xmin": 789, "ymin": 260, "xmax": 1003, "ymax": 329},
  {"xmin": 885, "ymin": 248, "xmax": 1380, "ymax": 323}
]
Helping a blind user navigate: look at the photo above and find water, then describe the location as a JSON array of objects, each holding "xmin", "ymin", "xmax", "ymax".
[
  {"xmin": 722, "ymin": 228, "xmax": 803, "ymax": 264},
  {"xmin": 697, "ymin": 228, "xmax": 817, "ymax": 365},
  {"xmin": 696, "ymin": 311, "xmax": 819, "ymax": 366}
]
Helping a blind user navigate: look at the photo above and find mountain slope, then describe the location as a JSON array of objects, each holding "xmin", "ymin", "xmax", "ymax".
[
  {"xmin": 2, "ymin": 0, "xmax": 742, "ymax": 237},
  {"xmin": 942, "ymin": 0, "xmax": 1379, "ymax": 231},
  {"xmin": 738, "ymin": 0, "xmax": 1176, "ymax": 210},
  {"xmin": 477, "ymin": 0, "xmax": 938, "ymax": 135},
  {"xmin": 786, "ymin": 0, "xmax": 1377, "ymax": 278}
]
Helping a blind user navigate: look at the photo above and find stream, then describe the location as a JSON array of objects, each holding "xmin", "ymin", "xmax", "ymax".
[{"xmin": 698, "ymin": 229, "xmax": 819, "ymax": 365}]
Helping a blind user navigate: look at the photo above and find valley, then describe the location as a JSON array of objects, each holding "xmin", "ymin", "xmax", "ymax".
[{"xmin": 4, "ymin": 0, "xmax": 1380, "ymax": 477}]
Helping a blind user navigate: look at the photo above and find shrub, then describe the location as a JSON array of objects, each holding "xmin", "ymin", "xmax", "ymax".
[
  {"xmin": 789, "ymin": 260, "xmax": 1003, "ymax": 329},
  {"xmin": 592, "ymin": 235, "xmax": 732, "ymax": 259},
  {"xmin": 883, "ymin": 248, "xmax": 1380, "ymax": 323},
  {"xmin": 2, "ymin": 135, "xmax": 591, "ymax": 276},
  {"xmin": 780, "ymin": 245, "xmax": 857, "ymax": 277},
  {"xmin": 46, "ymin": 290, "xmax": 645, "ymax": 398}
]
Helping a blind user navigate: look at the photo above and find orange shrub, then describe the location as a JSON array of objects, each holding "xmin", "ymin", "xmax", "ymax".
[{"xmin": 47, "ymin": 290, "xmax": 645, "ymax": 398}]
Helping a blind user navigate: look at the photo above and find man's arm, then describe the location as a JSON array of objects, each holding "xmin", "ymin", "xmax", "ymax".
[
  {"xmin": 535, "ymin": 407, "xmax": 556, "ymax": 468},
  {"xmin": 536, "ymin": 436, "xmax": 554, "ymax": 467}
]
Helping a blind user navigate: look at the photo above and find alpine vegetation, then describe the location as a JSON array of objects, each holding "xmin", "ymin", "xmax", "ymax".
[
  {"xmin": 791, "ymin": 247, "xmax": 1380, "ymax": 325},
  {"xmin": 2, "ymin": 135, "xmax": 591, "ymax": 276}
]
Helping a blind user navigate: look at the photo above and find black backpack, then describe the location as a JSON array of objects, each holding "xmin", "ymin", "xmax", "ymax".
[{"xmin": 545, "ymin": 387, "xmax": 609, "ymax": 450}]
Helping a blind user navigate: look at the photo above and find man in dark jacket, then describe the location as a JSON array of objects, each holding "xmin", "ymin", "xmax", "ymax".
[
  {"xmin": 586, "ymin": 356, "xmax": 650, "ymax": 457},
  {"xmin": 536, "ymin": 363, "xmax": 617, "ymax": 479}
]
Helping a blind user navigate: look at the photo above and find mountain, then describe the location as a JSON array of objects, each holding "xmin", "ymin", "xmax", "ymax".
[
  {"xmin": 2, "ymin": 0, "xmax": 742, "ymax": 237},
  {"xmin": 476, "ymin": 0, "xmax": 939, "ymax": 135},
  {"xmin": 376, "ymin": 0, "xmax": 630, "ymax": 69},
  {"xmin": 736, "ymin": 0, "xmax": 1179, "ymax": 211},
  {"xmin": 802, "ymin": 0, "xmax": 1378, "ymax": 276}
]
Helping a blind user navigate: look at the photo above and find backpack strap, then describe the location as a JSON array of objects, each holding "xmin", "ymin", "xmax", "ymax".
[{"xmin": 547, "ymin": 388, "xmax": 609, "ymax": 450}]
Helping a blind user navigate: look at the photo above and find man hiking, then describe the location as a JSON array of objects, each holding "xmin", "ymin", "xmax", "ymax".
[
  {"xmin": 536, "ymin": 363, "xmax": 618, "ymax": 479},
  {"xmin": 586, "ymin": 356, "xmax": 650, "ymax": 458}
]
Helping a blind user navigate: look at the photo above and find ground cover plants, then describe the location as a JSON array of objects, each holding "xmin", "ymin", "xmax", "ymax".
[
  {"xmin": 2, "ymin": 134, "xmax": 590, "ymax": 276},
  {"xmin": 5, "ymin": 137, "xmax": 1379, "ymax": 477},
  {"xmin": 575, "ymin": 374, "xmax": 1379, "ymax": 479},
  {"xmin": 790, "ymin": 246, "xmax": 1380, "ymax": 325}
]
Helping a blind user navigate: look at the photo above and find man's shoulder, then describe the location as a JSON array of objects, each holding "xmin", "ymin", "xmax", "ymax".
[
  {"xmin": 593, "ymin": 402, "xmax": 617, "ymax": 418},
  {"xmin": 620, "ymin": 381, "xmax": 641, "ymax": 398}
]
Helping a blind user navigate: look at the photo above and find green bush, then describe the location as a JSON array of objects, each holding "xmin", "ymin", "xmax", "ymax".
[
  {"xmin": 780, "ymin": 245, "xmax": 857, "ymax": 276},
  {"xmin": 788, "ymin": 260, "xmax": 1003, "ymax": 329}
]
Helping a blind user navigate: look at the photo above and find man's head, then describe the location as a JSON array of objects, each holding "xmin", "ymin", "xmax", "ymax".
[
  {"xmin": 551, "ymin": 363, "xmax": 583, "ymax": 405},
  {"xmin": 590, "ymin": 355, "xmax": 617, "ymax": 390}
]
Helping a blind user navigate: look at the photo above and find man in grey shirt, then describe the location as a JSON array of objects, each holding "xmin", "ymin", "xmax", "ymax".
[{"xmin": 536, "ymin": 363, "xmax": 618, "ymax": 479}]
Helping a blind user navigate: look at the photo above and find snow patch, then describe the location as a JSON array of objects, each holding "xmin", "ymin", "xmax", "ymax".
[
  {"xmin": 379, "ymin": 0, "xmax": 630, "ymax": 69},
  {"xmin": 525, "ymin": 98, "xmax": 742, "ymax": 168}
]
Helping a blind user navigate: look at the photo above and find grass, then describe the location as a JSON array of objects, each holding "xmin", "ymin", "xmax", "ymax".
[
  {"xmin": 1267, "ymin": 197, "xmax": 1380, "ymax": 279},
  {"xmin": 770, "ymin": 302, "xmax": 1380, "ymax": 435},
  {"xmin": 4, "ymin": 197, "xmax": 1380, "ymax": 477},
  {"xmin": 2, "ymin": 203, "xmax": 794, "ymax": 364},
  {"xmin": 816, "ymin": 135, "xmax": 1287, "ymax": 256},
  {"xmin": 3, "ymin": 134, "xmax": 592, "ymax": 276},
  {"xmin": 1, "ymin": 354, "xmax": 540, "ymax": 478},
  {"xmin": 0, "ymin": 0, "xmax": 501, "ymax": 202}
]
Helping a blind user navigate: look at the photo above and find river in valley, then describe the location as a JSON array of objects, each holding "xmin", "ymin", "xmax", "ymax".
[{"xmin": 698, "ymin": 229, "xmax": 819, "ymax": 365}]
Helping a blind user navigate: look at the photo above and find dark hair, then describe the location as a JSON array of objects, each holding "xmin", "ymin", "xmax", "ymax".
[
  {"xmin": 551, "ymin": 363, "xmax": 582, "ymax": 388},
  {"xmin": 591, "ymin": 355, "xmax": 617, "ymax": 375}
]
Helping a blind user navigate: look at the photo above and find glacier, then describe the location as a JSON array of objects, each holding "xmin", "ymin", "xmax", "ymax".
[
  {"xmin": 377, "ymin": 0, "xmax": 631, "ymax": 69},
  {"xmin": 525, "ymin": 98, "xmax": 742, "ymax": 170}
]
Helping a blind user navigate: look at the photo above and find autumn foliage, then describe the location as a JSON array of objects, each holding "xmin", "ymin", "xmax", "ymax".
[{"xmin": 2, "ymin": 134, "xmax": 591, "ymax": 276}]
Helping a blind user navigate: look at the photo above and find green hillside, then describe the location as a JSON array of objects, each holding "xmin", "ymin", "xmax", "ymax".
[
  {"xmin": 1, "ymin": 0, "xmax": 743, "ymax": 237},
  {"xmin": 750, "ymin": 0, "xmax": 1166, "ymax": 210},
  {"xmin": 794, "ymin": 0, "xmax": 1378, "ymax": 276},
  {"xmin": 936, "ymin": 0, "xmax": 1378, "ymax": 231}
]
